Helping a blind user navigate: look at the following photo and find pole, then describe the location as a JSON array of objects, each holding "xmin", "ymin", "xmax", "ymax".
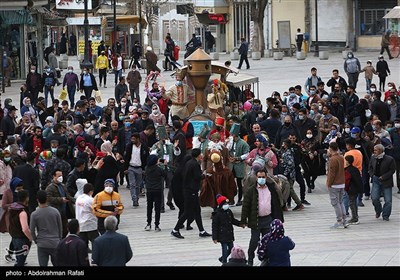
[
  {"xmin": 113, "ymin": 0, "xmax": 117, "ymax": 53},
  {"xmin": 314, "ymin": 0, "xmax": 319, "ymax": 57},
  {"xmin": 139, "ymin": 0, "xmax": 143, "ymax": 47},
  {"xmin": 80, "ymin": 0, "xmax": 93, "ymax": 70}
]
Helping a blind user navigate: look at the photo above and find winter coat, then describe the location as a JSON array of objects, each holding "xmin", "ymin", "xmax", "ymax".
[{"xmin": 212, "ymin": 207, "xmax": 240, "ymax": 243}]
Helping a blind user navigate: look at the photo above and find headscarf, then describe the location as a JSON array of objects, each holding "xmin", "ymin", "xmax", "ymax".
[
  {"xmin": 257, "ymin": 219, "xmax": 285, "ymax": 261},
  {"xmin": 100, "ymin": 140, "xmax": 113, "ymax": 154}
]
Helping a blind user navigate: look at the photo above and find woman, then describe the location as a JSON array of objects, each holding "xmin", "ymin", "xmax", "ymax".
[
  {"xmin": 301, "ymin": 129, "xmax": 321, "ymax": 193},
  {"xmin": 93, "ymin": 141, "xmax": 119, "ymax": 195},
  {"xmin": 257, "ymin": 219, "xmax": 295, "ymax": 266}
]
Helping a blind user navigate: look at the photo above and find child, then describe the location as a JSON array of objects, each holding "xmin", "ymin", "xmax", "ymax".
[
  {"xmin": 222, "ymin": 244, "xmax": 248, "ymax": 266},
  {"xmin": 257, "ymin": 219, "xmax": 295, "ymax": 266},
  {"xmin": 212, "ymin": 194, "xmax": 242, "ymax": 264},
  {"xmin": 360, "ymin": 60, "xmax": 377, "ymax": 93},
  {"xmin": 344, "ymin": 155, "xmax": 363, "ymax": 225},
  {"xmin": 144, "ymin": 154, "xmax": 167, "ymax": 232}
]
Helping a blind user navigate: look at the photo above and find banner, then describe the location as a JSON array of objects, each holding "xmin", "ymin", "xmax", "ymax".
[{"xmin": 56, "ymin": 0, "xmax": 92, "ymax": 10}]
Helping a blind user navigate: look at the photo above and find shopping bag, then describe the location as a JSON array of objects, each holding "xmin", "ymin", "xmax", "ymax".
[
  {"xmin": 94, "ymin": 90, "xmax": 102, "ymax": 103},
  {"xmin": 59, "ymin": 88, "xmax": 67, "ymax": 100}
]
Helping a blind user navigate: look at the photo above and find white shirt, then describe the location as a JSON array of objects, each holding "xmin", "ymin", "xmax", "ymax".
[
  {"xmin": 129, "ymin": 144, "xmax": 142, "ymax": 167},
  {"xmin": 75, "ymin": 194, "xmax": 97, "ymax": 232},
  {"xmin": 117, "ymin": 57, "xmax": 123, "ymax": 70}
]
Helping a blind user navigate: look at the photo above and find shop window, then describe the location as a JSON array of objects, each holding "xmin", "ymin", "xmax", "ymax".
[{"xmin": 360, "ymin": 9, "xmax": 390, "ymax": 35}]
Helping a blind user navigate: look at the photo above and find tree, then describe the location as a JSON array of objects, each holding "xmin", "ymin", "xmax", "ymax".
[{"xmin": 250, "ymin": 0, "xmax": 268, "ymax": 57}]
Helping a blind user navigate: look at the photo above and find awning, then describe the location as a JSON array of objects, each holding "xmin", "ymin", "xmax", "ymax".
[
  {"xmin": 35, "ymin": 7, "xmax": 67, "ymax": 26},
  {"xmin": 104, "ymin": 15, "xmax": 147, "ymax": 28},
  {"xmin": 0, "ymin": 10, "xmax": 33, "ymax": 24},
  {"xmin": 383, "ymin": 6, "xmax": 400, "ymax": 19}
]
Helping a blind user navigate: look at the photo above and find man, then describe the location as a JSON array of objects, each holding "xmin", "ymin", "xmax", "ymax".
[
  {"xmin": 330, "ymin": 95, "xmax": 345, "ymax": 124},
  {"xmin": 92, "ymin": 179, "xmax": 124, "ymax": 234},
  {"xmin": 45, "ymin": 169, "xmax": 75, "ymax": 238},
  {"xmin": 171, "ymin": 149, "xmax": 212, "ymax": 239},
  {"xmin": 326, "ymin": 142, "xmax": 347, "ymax": 229},
  {"xmin": 26, "ymin": 65, "xmax": 43, "ymax": 106},
  {"xmin": 92, "ymin": 216, "xmax": 132, "ymax": 266},
  {"xmin": 8, "ymin": 190, "xmax": 32, "ymax": 266},
  {"xmin": 171, "ymin": 115, "xmax": 194, "ymax": 152},
  {"xmin": 294, "ymin": 108, "xmax": 317, "ymax": 141},
  {"xmin": 55, "ymin": 219, "xmax": 89, "ymax": 266},
  {"xmin": 88, "ymin": 97, "xmax": 103, "ymax": 119},
  {"xmin": 163, "ymin": 74, "xmax": 194, "ymax": 120},
  {"xmin": 371, "ymin": 91, "xmax": 391, "ymax": 124},
  {"xmin": 326, "ymin": 69, "xmax": 348, "ymax": 93},
  {"xmin": 380, "ymin": 30, "xmax": 394, "ymax": 59},
  {"xmin": 130, "ymin": 40, "xmax": 142, "ymax": 69},
  {"xmin": 96, "ymin": 50, "xmax": 109, "ymax": 88},
  {"xmin": 79, "ymin": 67, "xmax": 98, "ymax": 100},
  {"xmin": 69, "ymin": 33, "xmax": 77, "ymax": 56},
  {"xmin": 228, "ymin": 123, "xmax": 250, "ymax": 206},
  {"xmin": 369, "ymin": 144, "xmax": 396, "ymax": 221},
  {"xmin": 41, "ymin": 148, "xmax": 71, "ymax": 187},
  {"xmin": 304, "ymin": 67, "xmax": 322, "ymax": 93},
  {"xmin": 126, "ymin": 64, "xmax": 142, "ymax": 103},
  {"xmin": 240, "ymin": 169, "xmax": 283, "ymax": 266},
  {"xmin": 63, "ymin": 66, "xmax": 80, "ymax": 109},
  {"xmin": 1, "ymin": 105, "xmax": 17, "ymax": 138},
  {"xmin": 145, "ymin": 46, "xmax": 160, "ymax": 75},
  {"xmin": 75, "ymin": 183, "xmax": 98, "ymax": 250},
  {"xmin": 12, "ymin": 153, "xmax": 40, "ymax": 213},
  {"xmin": 30, "ymin": 190, "xmax": 62, "ymax": 266},
  {"xmin": 295, "ymin": 28, "xmax": 304, "ymax": 52},
  {"xmin": 115, "ymin": 76, "xmax": 129, "ymax": 104},
  {"xmin": 237, "ymin": 37, "xmax": 249, "ymax": 70},
  {"xmin": 66, "ymin": 159, "xmax": 86, "ymax": 197},
  {"xmin": 344, "ymin": 52, "xmax": 361, "ymax": 89},
  {"xmin": 246, "ymin": 123, "xmax": 261, "ymax": 151},
  {"xmin": 390, "ymin": 118, "xmax": 400, "ymax": 193},
  {"xmin": 318, "ymin": 105, "xmax": 340, "ymax": 143}
]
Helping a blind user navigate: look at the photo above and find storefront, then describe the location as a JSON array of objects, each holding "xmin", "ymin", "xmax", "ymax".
[{"xmin": 66, "ymin": 17, "xmax": 102, "ymax": 57}]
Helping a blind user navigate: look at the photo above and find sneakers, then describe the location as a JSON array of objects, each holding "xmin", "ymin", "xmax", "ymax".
[
  {"xmin": 235, "ymin": 200, "xmax": 243, "ymax": 206},
  {"xmin": 383, "ymin": 217, "xmax": 390, "ymax": 221},
  {"xmin": 307, "ymin": 188, "xmax": 312, "ymax": 193},
  {"xmin": 292, "ymin": 204, "xmax": 305, "ymax": 211},
  {"xmin": 104, "ymin": 85, "xmax": 107, "ymax": 88},
  {"xmin": 347, "ymin": 218, "xmax": 360, "ymax": 225},
  {"xmin": 155, "ymin": 226, "xmax": 161, "ymax": 232},
  {"xmin": 132, "ymin": 202, "xmax": 139, "ymax": 207},
  {"xmin": 145, "ymin": 224, "xmax": 151, "ymax": 231},
  {"xmin": 5, "ymin": 254, "xmax": 15, "ymax": 263},
  {"xmin": 199, "ymin": 231, "xmax": 212, "ymax": 237},
  {"xmin": 364, "ymin": 196, "xmax": 370, "ymax": 200},
  {"xmin": 171, "ymin": 230, "xmax": 184, "ymax": 239},
  {"xmin": 330, "ymin": 222, "xmax": 346, "ymax": 229},
  {"xmin": 376, "ymin": 212, "xmax": 381, "ymax": 219},
  {"xmin": 301, "ymin": 200, "xmax": 311, "ymax": 206}
]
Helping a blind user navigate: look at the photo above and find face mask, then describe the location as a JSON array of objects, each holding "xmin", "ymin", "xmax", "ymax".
[
  {"xmin": 57, "ymin": 176, "xmax": 63, "ymax": 183},
  {"xmin": 284, "ymin": 122, "xmax": 291, "ymax": 127},
  {"xmin": 68, "ymin": 69, "xmax": 73, "ymax": 73},
  {"xmin": 365, "ymin": 110, "xmax": 371, "ymax": 118},
  {"xmin": 372, "ymin": 125, "xmax": 376, "ymax": 131},
  {"xmin": 91, "ymin": 120, "xmax": 97, "ymax": 125},
  {"xmin": 66, "ymin": 120, "xmax": 72, "ymax": 126},
  {"xmin": 350, "ymin": 133, "xmax": 357, "ymax": 139},
  {"xmin": 165, "ymin": 139, "xmax": 171, "ymax": 144},
  {"xmin": 347, "ymin": 54, "xmax": 353, "ymax": 59},
  {"xmin": 83, "ymin": 71, "xmax": 87, "ymax": 75},
  {"xmin": 395, "ymin": 123, "xmax": 400, "ymax": 129},
  {"xmin": 132, "ymin": 102, "xmax": 138, "ymax": 107},
  {"xmin": 51, "ymin": 148, "xmax": 57, "ymax": 153},
  {"xmin": 118, "ymin": 116, "xmax": 124, "ymax": 121},
  {"xmin": 370, "ymin": 88, "xmax": 376, "ymax": 92},
  {"xmin": 306, "ymin": 134, "xmax": 313, "ymax": 139},
  {"xmin": 257, "ymin": 178, "xmax": 266, "ymax": 185},
  {"xmin": 121, "ymin": 102, "xmax": 127, "ymax": 107},
  {"xmin": 345, "ymin": 128, "xmax": 351, "ymax": 133},
  {"xmin": 309, "ymin": 90, "xmax": 315, "ymax": 95},
  {"xmin": 290, "ymin": 93, "xmax": 296, "ymax": 98},
  {"xmin": 85, "ymin": 123, "xmax": 91, "ymax": 128},
  {"xmin": 30, "ymin": 70, "xmax": 35, "ymax": 73},
  {"xmin": 298, "ymin": 115, "xmax": 304, "ymax": 120},
  {"xmin": 331, "ymin": 129, "xmax": 337, "ymax": 135},
  {"xmin": 4, "ymin": 157, "xmax": 11, "ymax": 162},
  {"xmin": 104, "ymin": 186, "xmax": 113, "ymax": 194},
  {"xmin": 222, "ymin": 204, "xmax": 229, "ymax": 211},
  {"xmin": 388, "ymin": 86, "xmax": 393, "ymax": 90},
  {"xmin": 76, "ymin": 111, "xmax": 81, "ymax": 116},
  {"xmin": 46, "ymin": 69, "xmax": 50, "ymax": 73},
  {"xmin": 318, "ymin": 105, "xmax": 323, "ymax": 111},
  {"xmin": 387, "ymin": 100, "xmax": 392, "ymax": 105},
  {"xmin": 124, "ymin": 122, "xmax": 131, "ymax": 127},
  {"xmin": 379, "ymin": 59, "xmax": 384, "ymax": 61},
  {"xmin": 176, "ymin": 81, "xmax": 183, "ymax": 86},
  {"xmin": 74, "ymin": 130, "xmax": 79, "ymax": 135},
  {"xmin": 309, "ymin": 109, "xmax": 315, "ymax": 115}
]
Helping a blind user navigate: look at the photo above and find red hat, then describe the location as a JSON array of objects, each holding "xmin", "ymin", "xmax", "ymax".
[
  {"xmin": 215, "ymin": 117, "xmax": 224, "ymax": 127},
  {"xmin": 213, "ymin": 79, "xmax": 219, "ymax": 86},
  {"xmin": 216, "ymin": 194, "xmax": 228, "ymax": 206}
]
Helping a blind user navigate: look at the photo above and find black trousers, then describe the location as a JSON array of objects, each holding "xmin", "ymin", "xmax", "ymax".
[
  {"xmin": 146, "ymin": 191, "xmax": 162, "ymax": 226},
  {"xmin": 174, "ymin": 192, "xmax": 204, "ymax": 232},
  {"xmin": 238, "ymin": 54, "xmax": 250, "ymax": 69}
]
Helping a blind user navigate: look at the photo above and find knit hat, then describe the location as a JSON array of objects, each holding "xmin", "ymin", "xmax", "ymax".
[
  {"xmin": 230, "ymin": 245, "xmax": 246, "ymax": 260},
  {"xmin": 10, "ymin": 177, "xmax": 23, "ymax": 190},
  {"xmin": 104, "ymin": 178, "xmax": 115, "ymax": 186},
  {"xmin": 216, "ymin": 194, "xmax": 228, "ymax": 206},
  {"xmin": 147, "ymin": 154, "xmax": 159, "ymax": 166}
]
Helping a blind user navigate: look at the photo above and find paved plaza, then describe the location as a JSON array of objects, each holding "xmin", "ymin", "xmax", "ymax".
[{"xmin": 0, "ymin": 50, "xmax": 399, "ymax": 267}]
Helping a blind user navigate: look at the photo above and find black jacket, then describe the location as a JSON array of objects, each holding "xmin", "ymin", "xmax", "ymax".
[
  {"xmin": 212, "ymin": 208, "xmax": 240, "ymax": 243},
  {"xmin": 259, "ymin": 118, "xmax": 282, "ymax": 144},
  {"xmin": 371, "ymin": 100, "xmax": 391, "ymax": 124},
  {"xmin": 92, "ymin": 231, "xmax": 132, "ymax": 266},
  {"xmin": 368, "ymin": 154, "xmax": 396, "ymax": 188},
  {"xmin": 1, "ymin": 114, "xmax": 16, "ymax": 138},
  {"xmin": 145, "ymin": 164, "xmax": 167, "ymax": 192},
  {"xmin": 56, "ymin": 234, "xmax": 89, "ymax": 266},
  {"xmin": 183, "ymin": 158, "xmax": 203, "ymax": 194},
  {"xmin": 293, "ymin": 117, "xmax": 317, "ymax": 141},
  {"xmin": 376, "ymin": 60, "xmax": 390, "ymax": 77},
  {"xmin": 326, "ymin": 76, "xmax": 348, "ymax": 92},
  {"xmin": 12, "ymin": 163, "xmax": 40, "ymax": 212},
  {"xmin": 79, "ymin": 73, "xmax": 98, "ymax": 91},
  {"xmin": 345, "ymin": 165, "xmax": 363, "ymax": 195},
  {"xmin": 124, "ymin": 142, "xmax": 149, "ymax": 170},
  {"xmin": 66, "ymin": 168, "xmax": 85, "ymax": 197}
]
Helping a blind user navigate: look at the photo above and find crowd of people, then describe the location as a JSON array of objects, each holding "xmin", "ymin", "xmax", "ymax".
[{"xmin": 0, "ymin": 41, "xmax": 399, "ymax": 267}]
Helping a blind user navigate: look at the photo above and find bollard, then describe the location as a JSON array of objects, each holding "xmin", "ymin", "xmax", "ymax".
[
  {"xmin": 296, "ymin": 51, "xmax": 306, "ymax": 60},
  {"xmin": 319, "ymin": 51, "xmax": 329, "ymax": 60},
  {"xmin": 273, "ymin": 52, "xmax": 284, "ymax": 60}
]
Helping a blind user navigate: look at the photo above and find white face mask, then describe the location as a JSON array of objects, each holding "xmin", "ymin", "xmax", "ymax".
[
  {"xmin": 222, "ymin": 204, "xmax": 229, "ymax": 211},
  {"xmin": 85, "ymin": 123, "xmax": 91, "ymax": 128},
  {"xmin": 388, "ymin": 86, "xmax": 393, "ymax": 90},
  {"xmin": 51, "ymin": 148, "xmax": 57, "ymax": 153},
  {"xmin": 68, "ymin": 69, "xmax": 73, "ymax": 73},
  {"xmin": 66, "ymin": 120, "xmax": 72, "ymax": 126},
  {"xmin": 365, "ymin": 109, "xmax": 372, "ymax": 118},
  {"xmin": 57, "ymin": 176, "xmax": 63, "ymax": 183},
  {"xmin": 83, "ymin": 71, "xmax": 87, "ymax": 75},
  {"xmin": 318, "ymin": 105, "xmax": 323, "ymax": 111},
  {"xmin": 387, "ymin": 100, "xmax": 392, "ymax": 105},
  {"xmin": 104, "ymin": 186, "xmax": 113, "ymax": 194},
  {"xmin": 30, "ymin": 69, "xmax": 35, "ymax": 73},
  {"xmin": 121, "ymin": 102, "xmax": 127, "ymax": 107},
  {"xmin": 395, "ymin": 123, "xmax": 400, "ymax": 129},
  {"xmin": 370, "ymin": 88, "xmax": 376, "ymax": 92},
  {"xmin": 91, "ymin": 120, "xmax": 97, "ymax": 125},
  {"xmin": 345, "ymin": 128, "xmax": 351, "ymax": 134},
  {"xmin": 306, "ymin": 134, "xmax": 313, "ymax": 139},
  {"xmin": 165, "ymin": 139, "xmax": 171, "ymax": 144}
]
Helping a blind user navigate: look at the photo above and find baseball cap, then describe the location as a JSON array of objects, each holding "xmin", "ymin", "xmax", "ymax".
[{"xmin": 351, "ymin": 127, "xmax": 361, "ymax": 134}]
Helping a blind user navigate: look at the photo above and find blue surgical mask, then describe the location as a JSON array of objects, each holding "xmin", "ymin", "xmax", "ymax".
[
  {"xmin": 290, "ymin": 93, "xmax": 296, "ymax": 98},
  {"xmin": 309, "ymin": 109, "xmax": 315, "ymax": 116},
  {"xmin": 309, "ymin": 90, "xmax": 315, "ymax": 95},
  {"xmin": 124, "ymin": 122, "xmax": 131, "ymax": 127},
  {"xmin": 372, "ymin": 125, "xmax": 376, "ymax": 131},
  {"xmin": 257, "ymin": 178, "xmax": 266, "ymax": 185},
  {"xmin": 175, "ymin": 81, "xmax": 183, "ymax": 86},
  {"xmin": 75, "ymin": 111, "xmax": 81, "ymax": 116},
  {"xmin": 350, "ymin": 133, "xmax": 357, "ymax": 139},
  {"xmin": 222, "ymin": 204, "xmax": 229, "ymax": 211},
  {"xmin": 298, "ymin": 115, "xmax": 304, "ymax": 120}
]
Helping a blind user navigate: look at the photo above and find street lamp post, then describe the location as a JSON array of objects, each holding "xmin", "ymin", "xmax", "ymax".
[
  {"xmin": 314, "ymin": 0, "xmax": 319, "ymax": 57},
  {"xmin": 113, "ymin": 0, "xmax": 117, "ymax": 52},
  {"xmin": 80, "ymin": 0, "xmax": 93, "ymax": 70},
  {"xmin": 139, "ymin": 0, "xmax": 143, "ymax": 47}
]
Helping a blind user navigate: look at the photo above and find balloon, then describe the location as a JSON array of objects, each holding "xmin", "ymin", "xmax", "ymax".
[{"xmin": 243, "ymin": 101, "xmax": 252, "ymax": 111}]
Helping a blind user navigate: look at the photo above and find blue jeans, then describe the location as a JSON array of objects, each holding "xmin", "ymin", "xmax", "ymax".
[
  {"xmin": 366, "ymin": 78, "xmax": 372, "ymax": 92},
  {"xmin": 343, "ymin": 190, "xmax": 349, "ymax": 215},
  {"xmin": 12, "ymin": 237, "xmax": 30, "ymax": 266},
  {"xmin": 44, "ymin": 85, "xmax": 54, "ymax": 107},
  {"xmin": 114, "ymin": 69, "xmax": 122, "ymax": 85},
  {"xmin": 67, "ymin": 86, "xmax": 76, "ymax": 108},
  {"xmin": 220, "ymin": 241, "xmax": 234, "ymax": 263},
  {"xmin": 128, "ymin": 166, "xmax": 143, "ymax": 205},
  {"xmin": 371, "ymin": 176, "xmax": 392, "ymax": 219}
]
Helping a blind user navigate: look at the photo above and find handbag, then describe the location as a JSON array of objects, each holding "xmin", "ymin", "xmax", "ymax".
[
  {"xmin": 59, "ymin": 88, "xmax": 67, "ymax": 100},
  {"xmin": 94, "ymin": 90, "xmax": 102, "ymax": 103}
]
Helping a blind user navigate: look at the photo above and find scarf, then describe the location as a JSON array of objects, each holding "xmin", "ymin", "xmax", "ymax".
[{"xmin": 257, "ymin": 219, "xmax": 285, "ymax": 261}]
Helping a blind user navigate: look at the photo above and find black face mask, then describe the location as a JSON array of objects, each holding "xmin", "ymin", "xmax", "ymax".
[
  {"xmin": 216, "ymin": 126, "xmax": 222, "ymax": 131},
  {"xmin": 284, "ymin": 122, "xmax": 291, "ymax": 127}
]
